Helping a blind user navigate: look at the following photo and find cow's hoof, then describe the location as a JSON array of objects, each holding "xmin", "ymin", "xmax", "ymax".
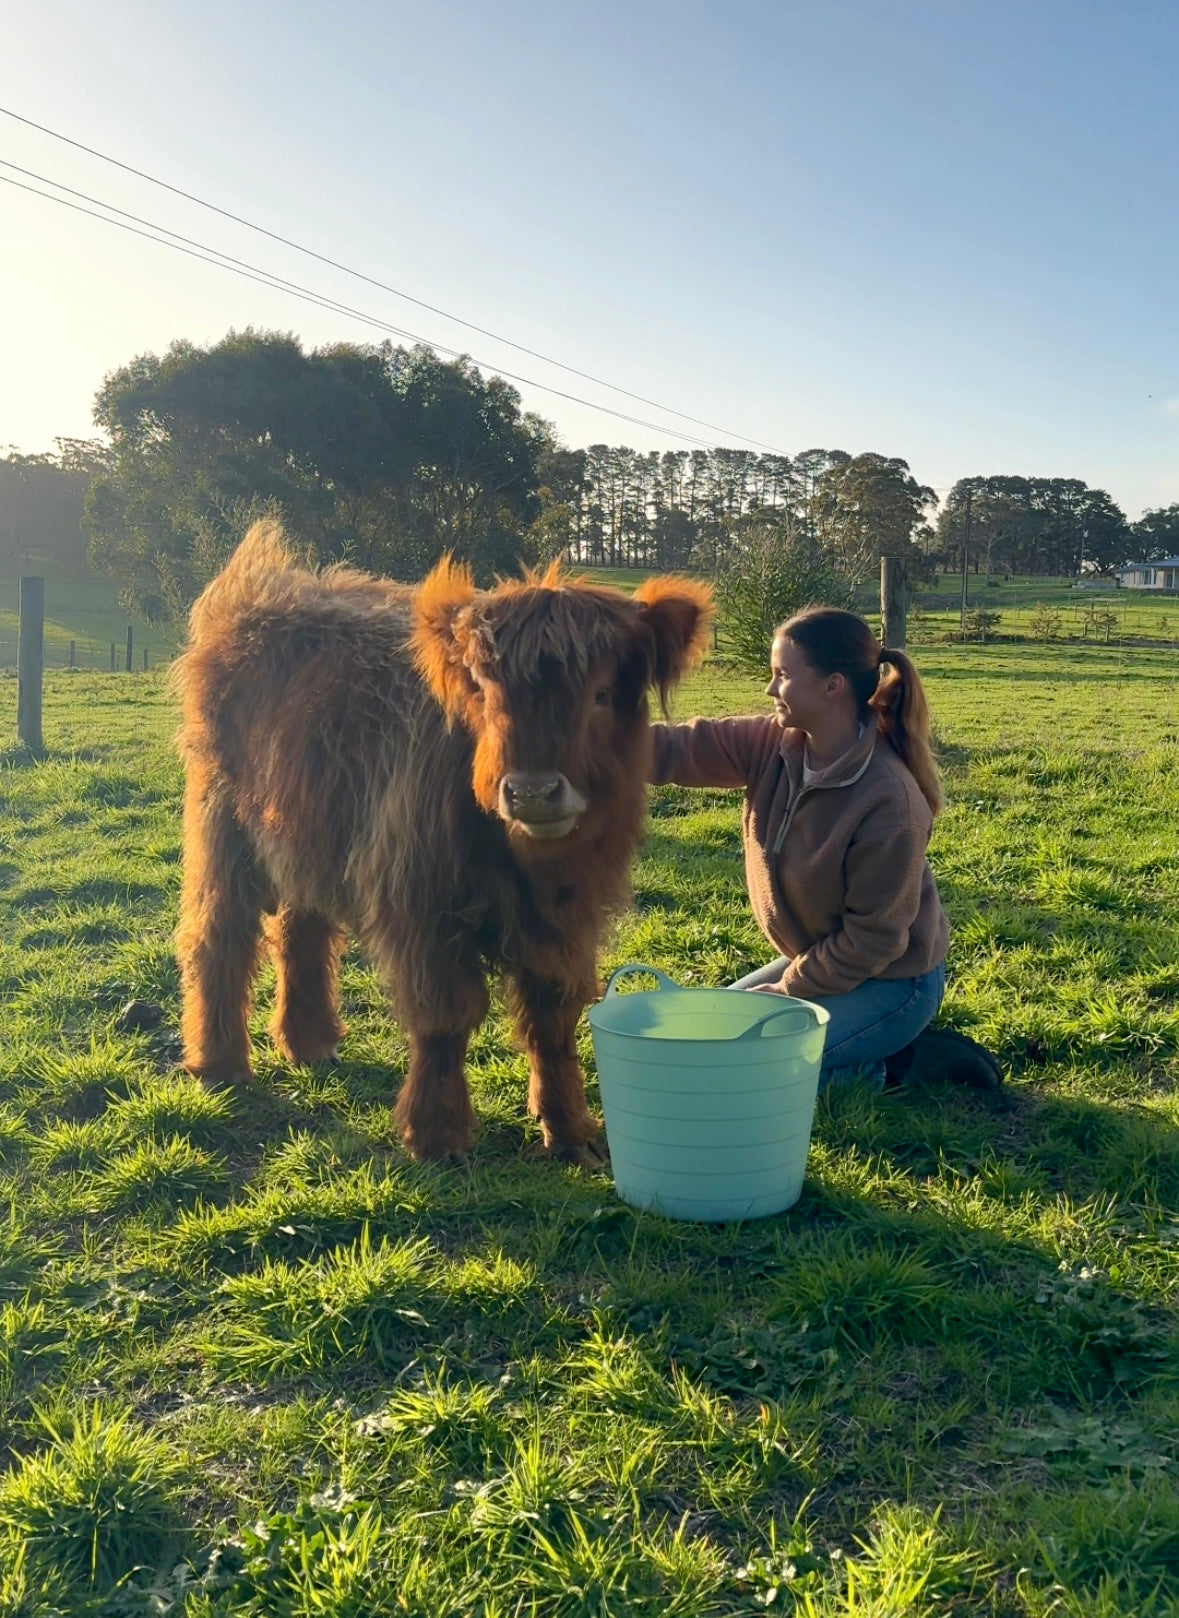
[
  {"xmin": 548, "ymin": 1136, "xmax": 610, "ymax": 1169},
  {"xmin": 273, "ymin": 1035, "xmax": 344, "ymax": 1067},
  {"xmin": 188, "ymin": 1062, "xmax": 252, "ymax": 1090},
  {"xmin": 400, "ymin": 1133, "xmax": 475, "ymax": 1166}
]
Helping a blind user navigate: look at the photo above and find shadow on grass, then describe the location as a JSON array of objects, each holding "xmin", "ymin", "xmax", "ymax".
[{"xmin": 0, "ymin": 742, "xmax": 42, "ymax": 770}]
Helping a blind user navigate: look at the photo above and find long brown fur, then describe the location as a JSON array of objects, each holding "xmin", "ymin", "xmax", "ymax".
[{"xmin": 173, "ymin": 520, "xmax": 712, "ymax": 1162}]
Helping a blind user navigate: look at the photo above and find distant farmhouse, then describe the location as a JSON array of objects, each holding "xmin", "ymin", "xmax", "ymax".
[{"xmin": 1116, "ymin": 558, "xmax": 1179, "ymax": 590}]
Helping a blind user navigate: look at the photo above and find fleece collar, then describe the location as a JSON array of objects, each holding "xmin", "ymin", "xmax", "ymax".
[
  {"xmin": 771, "ymin": 724, "xmax": 877, "ymax": 854},
  {"xmin": 781, "ymin": 722, "xmax": 876, "ymax": 791}
]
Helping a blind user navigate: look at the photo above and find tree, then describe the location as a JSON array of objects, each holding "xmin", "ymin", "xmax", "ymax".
[
  {"xmin": 85, "ymin": 330, "xmax": 546, "ymax": 617},
  {"xmin": 552, "ymin": 446, "xmax": 857, "ymax": 574},
  {"xmin": 937, "ymin": 476, "xmax": 1130, "ymax": 577},
  {"xmin": 527, "ymin": 436, "xmax": 588, "ymax": 560},
  {"xmin": 717, "ymin": 512, "xmax": 853, "ymax": 674},
  {"xmin": 1130, "ymin": 504, "xmax": 1179, "ymax": 562},
  {"xmin": 812, "ymin": 454, "xmax": 935, "ymax": 583}
]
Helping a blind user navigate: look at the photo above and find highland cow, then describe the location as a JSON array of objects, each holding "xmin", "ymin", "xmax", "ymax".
[{"xmin": 173, "ymin": 522, "xmax": 711, "ymax": 1162}]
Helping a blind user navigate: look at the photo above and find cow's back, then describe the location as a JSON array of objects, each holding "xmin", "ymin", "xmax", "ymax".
[{"xmin": 175, "ymin": 525, "xmax": 478, "ymax": 923}]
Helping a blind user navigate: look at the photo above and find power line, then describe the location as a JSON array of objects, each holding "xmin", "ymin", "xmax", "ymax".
[
  {"xmin": 0, "ymin": 158, "xmax": 431, "ymax": 339},
  {"xmin": 0, "ymin": 103, "xmax": 786, "ymax": 455},
  {"xmin": 0, "ymin": 168, "xmax": 735, "ymax": 450}
]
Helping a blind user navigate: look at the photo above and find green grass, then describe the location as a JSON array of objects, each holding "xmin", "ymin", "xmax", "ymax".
[
  {"xmin": 0, "ymin": 558, "xmax": 180, "ymax": 672},
  {"xmin": 905, "ymin": 572, "xmax": 1179, "ymax": 647},
  {"xmin": 1, "ymin": 647, "xmax": 1178, "ymax": 1614},
  {"xmin": 573, "ymin": 565, "xmax": 1179, "ymax": 655},
  {"xmin": 4, "ymin": 557, "xmax": 1172, "ymax": 678}
]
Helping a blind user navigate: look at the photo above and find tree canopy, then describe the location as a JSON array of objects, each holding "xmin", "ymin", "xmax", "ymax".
[
  {"xmin": 5, "ymin": 325, "xmax": 1151, "ymax": 617},
  {"xmin": 85, "ymin": 330, "xmax": 548, "ymax": 617},
  {"xmin": 935, "ymin": 476, "xmax": 1132, "ymax": 577},
  {"xmin": 1128, "ymin": 504, "xmax": 1179, "ymax": 562}
]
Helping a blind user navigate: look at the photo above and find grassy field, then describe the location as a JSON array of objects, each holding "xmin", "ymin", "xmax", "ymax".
[
  {"xmin": 0, "ymin": 562, "xmax": 179, "ymax": 672},
  {"xmin": 3, "ymin": 556, "xmax": 1175, "ymax": 679},
  {"xmin": 1, "ymin": 641, "xmax": 1178, "ymax": 1616},
  {"xmin": 569, "ymin": 567, "xmax": 1179, "ymax": 651}
]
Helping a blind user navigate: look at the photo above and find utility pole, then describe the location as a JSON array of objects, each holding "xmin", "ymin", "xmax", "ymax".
[{"xmin": 960, "ymin": 487, "xmax": 972, "ymax": 641}]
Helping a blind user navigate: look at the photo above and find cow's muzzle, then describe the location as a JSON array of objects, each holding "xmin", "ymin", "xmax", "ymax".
[{"xmin": 499, "ymin": 772, "xmax": 588, "ymax": 839}]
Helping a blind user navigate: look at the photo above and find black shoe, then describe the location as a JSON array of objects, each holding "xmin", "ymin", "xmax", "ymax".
[
  {"xmin": 883, "ymin": 1042, "xmax": 917, "ymax": 1088},
  {"xmin": 903, "ymin": 1028, "xmax": 1003, "ymax": 1090}
]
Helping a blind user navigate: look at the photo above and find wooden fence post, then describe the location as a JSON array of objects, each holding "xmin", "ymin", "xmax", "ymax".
[
  {"xmin": 880, "ymin": 556, "xmax": 907, "ymax": 650},
  {"xmin": 125, "ymin": 625, "xmax": 133, "ymax": 673},
  {"xmin": 68, "ymin": 639, "xmax": 76, "ymax": 670},
  {"xmin": 17, "ymin": 576, "xmax": 44, "ymax": 755},
  {"xmin": 143, "ymin": 647, "xmax": 149, "ymax": 671}
]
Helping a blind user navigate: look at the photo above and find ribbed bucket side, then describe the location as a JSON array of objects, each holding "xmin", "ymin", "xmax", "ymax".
[{"xmin": 590, "ymin": 1010, "xmax": 826, "ymax": 1223}]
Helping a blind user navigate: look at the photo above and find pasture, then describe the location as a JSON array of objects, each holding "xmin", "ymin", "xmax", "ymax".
[
  {"xmin": 5, "ymin": 562, "xmax": 1178, "ymax": 680},
  {"xmin": 0, "ymin": 563, "xmax": 180, "ymax": 672},
  {"xmin": 0, "ymin": 642, "xmax": 1177, "ymax": 1616}
]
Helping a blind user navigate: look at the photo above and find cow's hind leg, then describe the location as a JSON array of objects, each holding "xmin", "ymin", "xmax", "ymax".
[
  {"xmin": 266, "ymin": 906, "xmax": 346, "ymax": 1064},
  {"xmin": 176, "ymin": 772, "xmax": 269, "ymax": 1086},
  {"xmin": 386, "ymin": 946, "xmax": 489, "ymax": 1161},
  {"xmin": 511, "ymin": 969, "xmax": 605, "ymax": 1166}
]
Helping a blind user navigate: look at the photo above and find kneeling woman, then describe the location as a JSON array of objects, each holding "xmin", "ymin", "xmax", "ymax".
[{"xmin": 649, "ymin": 606, "xmax": 999, "ymax": 1091}]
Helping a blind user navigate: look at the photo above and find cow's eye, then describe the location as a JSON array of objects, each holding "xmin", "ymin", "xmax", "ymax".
[{"xmin": 593, "ymin": 686, "xmax": 612, "ymax": 706}]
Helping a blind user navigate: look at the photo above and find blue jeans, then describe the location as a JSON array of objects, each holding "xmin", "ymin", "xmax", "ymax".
[{"xmin": 728, "ymin": 958, "xmax": 947, "ymax": 1092}]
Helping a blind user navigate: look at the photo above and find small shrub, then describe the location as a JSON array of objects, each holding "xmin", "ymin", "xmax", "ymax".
[
  {"xmin": 905, "ymin": 601, "xmax": 933, "ymax": 644},
  {"xmin": 1029, "ymin": 602, "xmax": 1064, "ymax": 640},
  {"xmin": 717, "ymin": 521, "xmax": 852, "ymax": 674},
  {"xmin": 962, "ymin": 606, "xmax": 1001, "ymax": 642},
  {"xmin": 1081, "ymin": 603, "xmax": 1120, "ymax": 642}
]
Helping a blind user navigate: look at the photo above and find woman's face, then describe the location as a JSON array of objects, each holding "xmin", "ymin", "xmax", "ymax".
[{"xmin": 766, "ymin": 634, "xmax": 852, "ymax": 731}]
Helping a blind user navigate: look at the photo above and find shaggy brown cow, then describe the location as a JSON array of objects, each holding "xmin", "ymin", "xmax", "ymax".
[{"xmin": 174, "ymin": 521, "xmax": 711, "ymax": 1162}]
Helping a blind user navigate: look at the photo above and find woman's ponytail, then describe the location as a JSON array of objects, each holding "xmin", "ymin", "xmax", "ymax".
[{"xmin": 870, "ymin": 647, "xmax": 943, "ymax": 815}]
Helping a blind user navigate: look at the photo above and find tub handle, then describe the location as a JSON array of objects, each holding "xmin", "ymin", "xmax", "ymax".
[
  {"xmin": 738, "ymin": 1001, "xmax": 816, "ymax": 1040},
  {"xmin": 602, "ymin": 963, "xmax": 681, "ymax": 997}
]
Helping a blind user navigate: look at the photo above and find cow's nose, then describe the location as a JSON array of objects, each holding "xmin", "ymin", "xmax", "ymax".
[{"xmin": 501, "ymin": 772, "xmax": 567, "ymax": 819}]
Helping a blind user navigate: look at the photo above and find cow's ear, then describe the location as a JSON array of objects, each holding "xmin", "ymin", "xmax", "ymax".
[
  {"xmin": 633, "ymin": 576, "xmax": 714, "ymax": 711},
  {"xmin": 412, "ymin": 555, "xmax": 479, "ymax": 718}
]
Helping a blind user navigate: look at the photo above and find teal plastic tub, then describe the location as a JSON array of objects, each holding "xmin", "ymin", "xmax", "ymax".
[{"xmin": 587, "ymin": 964, "xmax": 829, "ymax": 1222}]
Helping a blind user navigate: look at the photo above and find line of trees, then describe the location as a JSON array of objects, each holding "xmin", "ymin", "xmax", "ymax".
[
  {"xmin": 934, "ymin": 476, "xmax": 1148, "ymax": 580},
  {"xmin": 3, "ymin": 328, "xmax": 1179, "ymax": 622},
  {"xmin": 537, "ymin": 443, "xmax": 939, "ymax": 583}
]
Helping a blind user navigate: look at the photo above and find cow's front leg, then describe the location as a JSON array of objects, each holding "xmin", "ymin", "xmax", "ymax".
[
  {"xmin": 389, "ymin": 954, "xmax": 489, "ymax": 1162},
  {"xmin": 511, "ymin": 969, "xmax": 605, "ymax": 1166}
]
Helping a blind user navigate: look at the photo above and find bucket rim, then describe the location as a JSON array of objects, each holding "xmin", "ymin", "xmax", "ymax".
[{"xmin": 589, "ymin": 962, "xmax": 829, "ymax": 1040}]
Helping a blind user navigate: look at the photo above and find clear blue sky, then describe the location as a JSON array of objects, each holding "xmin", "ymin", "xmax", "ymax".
[{"xmin": 2, "ymin": 0, "xmax": 1176, "ymax": 517}]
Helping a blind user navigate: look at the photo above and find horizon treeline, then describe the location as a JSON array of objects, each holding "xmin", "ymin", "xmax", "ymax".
[{"xmin": 2, "ymin": 330, "xmax": 1177, "ymax": 619}]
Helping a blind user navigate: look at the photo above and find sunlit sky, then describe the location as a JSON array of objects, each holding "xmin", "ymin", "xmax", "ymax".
[{"xmin": 2, "ymin": 0, "xmax": 1176, "ymax": 517}]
